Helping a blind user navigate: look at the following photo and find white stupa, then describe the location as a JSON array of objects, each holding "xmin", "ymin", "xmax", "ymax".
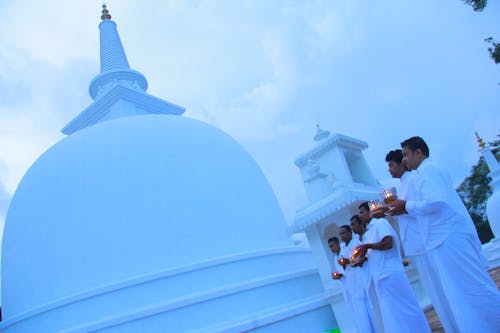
[
  {"xmin": 0, "ymin": 6, "xmax": 338, "ymax": 332},
  {"xmin": 476, "ymin": 133, "xmax": 500, "ymax": 268}
]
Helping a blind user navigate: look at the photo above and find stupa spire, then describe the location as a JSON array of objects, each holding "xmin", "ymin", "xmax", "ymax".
[
  {"xmin": 475, "ymin": 131, "xmax": 486, "ymax": 150},
  {"xmin": 101, "ymin": 3, "xmax": 112, "ymax": 20},
  {"xmin": 475, "ymin": 132, "xmax": 500, "ymax": 174},
  {"xmin": 61, "ymin": 5, "xmax": 184, "ymax": 135},
  {"xmin": 87, "ymin": 4, "xmax": 148, "ymax": 100},
  {"xmin": 98, "ymin": 4, "xmax": 131, "ymax": 73}
]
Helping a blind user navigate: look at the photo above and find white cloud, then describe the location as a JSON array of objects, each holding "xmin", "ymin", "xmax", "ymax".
[
  {"xmin": 0, "ymin": 0, "xmax": 499, "ymax": 224},
  {"xmin": 0, "ymin": 1, "xmax": 97, "ymax": 67},
  {"xmin": 0, "ymin": 46, "xmax": 94, "ymax": 192}
]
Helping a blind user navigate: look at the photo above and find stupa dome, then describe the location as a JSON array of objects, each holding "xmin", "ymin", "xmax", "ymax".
[
  {"xmin": 1, "ymin": 115, "xmax": 336, "ymax": 332},
  {"xmin": 2, "ymin": 114, "xmax": 293, "ymax": 313},
  {"xmin": 0, "ymin": 7, "xmax": 337, "ymax": 331}
]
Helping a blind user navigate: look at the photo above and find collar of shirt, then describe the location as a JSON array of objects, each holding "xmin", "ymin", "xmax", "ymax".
[
  {"xmin": 401, "ymin": 170, "xmax": 411, "ymax": 182},
  {"xmin": 366, "ymin": 220, "xmax": 374, "ymax": 230},
  {"xmin": 415, "ymin": 157, "xmax": 431, "ymax": 174}
]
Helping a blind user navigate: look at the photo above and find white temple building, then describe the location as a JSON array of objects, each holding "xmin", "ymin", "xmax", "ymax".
[
  {"xmin": 289, "ymin": 126, "xmax": 429, "ymax": 333},
  {"xmin": 0, "ymin": 6, "xmax": 338, "ymax": 332}
]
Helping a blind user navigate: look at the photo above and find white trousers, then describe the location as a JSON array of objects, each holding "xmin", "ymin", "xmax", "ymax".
[
  {"xmin": 425, "ymin": 232, "xmax": 500, "ymax": 333},
  {"xmin": 376, "ymin": 270, "xmax": 431, "ymax": 333},
  {"xmin": 412, "ymin": 253, "xmax": 458, "ymax": 332},
  {"xmin": 349, "ymin": 296, "xmax": 378, "ymax": 333}
]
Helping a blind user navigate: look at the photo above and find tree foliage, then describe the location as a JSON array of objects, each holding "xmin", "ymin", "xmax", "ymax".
[
  {"xmin": 463, "ymin": 0, "xmax": 488, "ymax": 11},
  {"xmin": 457, "ymin": 135, "xmax": 499, "ymax": 243},
  {"xmin": 461, "ymin": 0, "xmax": 498, "ymax": 66},
  {"xmin": 484, "ymin": 37, "xmax": 500, "ymax": 64}
]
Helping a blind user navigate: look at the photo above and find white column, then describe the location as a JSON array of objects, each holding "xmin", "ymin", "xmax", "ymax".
[{"xmin": 305, "ymin": 224, "xmax": 357, "ymax": 333}]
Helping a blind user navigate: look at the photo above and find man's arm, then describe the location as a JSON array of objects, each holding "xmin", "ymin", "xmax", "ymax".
[
  {"xmin": 356, "ymin": 236, "xmax": 393, "ymax": 257},
  {"xmin": 405, "ymin": 180, "xmax": 448, "ymax": 215},
  {"xmin": 387, "ymin": 199, "xmax": 407, "ymax": 216},
  {"xmin": 390, "ymin": 166, "xmax": 449, "ymax": 216}
]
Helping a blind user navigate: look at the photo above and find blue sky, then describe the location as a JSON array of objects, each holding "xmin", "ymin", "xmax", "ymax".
[{"xmin": 0, "ymin": 0, "xmax": 499, "ymax": 230}]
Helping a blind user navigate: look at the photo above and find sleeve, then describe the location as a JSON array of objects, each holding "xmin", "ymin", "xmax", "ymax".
[
  {"xmin": 375, "ymin": 219, "xmax": 394, "ymax": 241},
  {"xmin": 405, "ymin": 165, "xmax": 451, "ymax": 216},
  {"xmin": 339, "ymin": 246, "xmax": 348, "ymax": 259},
  {"xmin": 333, "ymin": 255, "xmax": 345, "ymax": 274},
  {"xmin": 344, "ymin": 239, "xmax": 361, "ymax": 257},
  {"xmin": 350, "ymin": 238, "xmax": 361, "ymax": 247}
]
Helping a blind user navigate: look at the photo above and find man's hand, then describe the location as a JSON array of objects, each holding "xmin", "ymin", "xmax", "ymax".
[
  {"xmin": 370, "ymin": 207, "xmax": 388, "ymax": 219},
  {"xmin": 387, "ymin": 199, "xmax": 407, "ymax": 216},
  {"xmin": 354, "ymin": 244, "xmax": 368, "ymax": 258},
  {"xmin": 350, "ymin": 256, "xmax": 367, "ymax": 267},
  {"xmin": 337, "ymin": 257, "xmax": 350, "ymax": 267},
  {"xmin": 331, "ymin": 272, "xmax": 343, "ymax": 280}
]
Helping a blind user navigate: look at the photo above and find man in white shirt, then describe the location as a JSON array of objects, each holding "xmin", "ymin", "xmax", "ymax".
[
  {"xmin": 329, "ymin": 236, "xmax": 345, "ymax": 281},
  {"xmin": 329, "ymin": 237, "xmax": 348, "ymax": 302},
  {"xmin": 385, "ymin": 149, "xmax": 456, "ymax": 332},
  {"xmin": 339, "ymin": 223, "xmax": 378, "ymax": 333},
  {"xmin": 356, "ymin": 202, "xmax": 430, "ymax": 333},
  {"xmin": 390, "ymin": 136, "xmax": 500, "ymax": 332},
  {"xmin": 330, "ymin": 235, "xmax": 373, "ymax": 333}
]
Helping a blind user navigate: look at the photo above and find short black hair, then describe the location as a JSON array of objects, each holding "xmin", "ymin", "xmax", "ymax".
[
  {"xmin": 358, "ymin": 201, "xmax": 370, "ymax": 211},
  {"xmin": 401, "ymin": 136, "xmax": 430, "ymax": 157},
  {"xmin": 328, "ymin": 236, "xmax": 340, "ymax": 244},
  {"xmin": 339, "ymin": 225, "xmax": 351, "ymax": 232},
  {"xmin": 385, "ymin": 149, "xmax": 403, "ymax": 164},
  {"xmin": 350, "ymin": 215, "xmax": 362, "ymax": 224}
]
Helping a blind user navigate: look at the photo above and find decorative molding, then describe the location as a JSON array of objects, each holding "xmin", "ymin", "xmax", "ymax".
[
  {"xmin": 62, "ymin": 84, "xmax": 185, "ymax": 135},
  {"xmin": 288, "ymin": 186, "xmax": 381, "ymax": 233},
  {"xmin": 205, "ymin": 295, "xmax": 330, "ymax": 333},
  {"xmin": 94, "ymin": 79, "xmax": 144, "ymax": 100},
  {"xmin": 0, "ymin": 247, "xmax": 312, "ymax": 327},
  {"xmin": 295, "ymin": 134, "xmax": 368, "ymax": 168},
  {"xmin": 303, "ymin": 159, "xmax": 327, "ymax": 182},
  {"xmin": 89, "ymin": 69, "xmax": 148, "ymax": 99},
  {"xmin": 304, "ymin": 173, "xmax": 327, "ymax": 183},
  {"xmin": 0, "ymin": 247, "xmax": 319, "ymax": 332}
]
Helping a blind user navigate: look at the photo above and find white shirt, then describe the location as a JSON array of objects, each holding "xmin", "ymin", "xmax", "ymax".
[
  {"xmin": 397, "ymin": 171, "xmax": 425, "ymax": 256},
  {"xmin": 340, "ymin": 238, "xmax": 360, "ymax": 262},
  {"xmin": 332, "ymin": 252, "xmax": 348, "ymax": 294},
  {"xmin": 333, "ymin": 252, "xmax": 346, "ymax": 275},
  {"xmin": 405, "ymin": 158, "xmax": 477, "ymax": 250},
  {"xmin": 363, "ymin": 218, "xmax": 404, "ymax": 280},
  {"xmin": 340, "ymin": 238, "xmax": 370, "ymax": 299}
]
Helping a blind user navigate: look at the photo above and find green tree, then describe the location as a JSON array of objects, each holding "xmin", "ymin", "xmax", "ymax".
[
  {"xmin": 461, "ymin": 0, "xmax": 499, "ymax": 66},
  {"xmin": 462, "ymin": 0, "xmax": 487, "ymax": 11},
  {"xmin": 457, "ymin": 135, "xmax": 500, "ymax": 243},
  {"xmin": 484, "ymin": 37, "xmax": 500, "ymax": 64}
]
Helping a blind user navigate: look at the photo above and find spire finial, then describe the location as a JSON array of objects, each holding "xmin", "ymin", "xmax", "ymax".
[
  {"xmin": 101, "ymin": 3, "xmax": 112, "ymax": 21},
  {"xmin": 475, "ymin": 131, "xmax": 486, "ymax": 150},
  {"xmin": 314, "ymin": 124, "xmax": 330, "ymax": 141}
]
